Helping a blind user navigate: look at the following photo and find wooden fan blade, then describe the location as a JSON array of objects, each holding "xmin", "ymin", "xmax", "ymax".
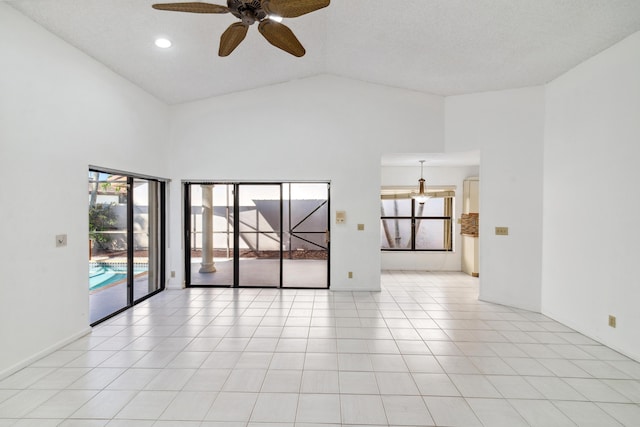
[
  {"xmin": 219, "ymin": 22, "xmax": 249, "ymax": 56},
  {"xmin": 264, "ymin": 0, "xmax": 329, "ymax": 18},
  {"xmin": 258, "ymin": 20, "xmax": 305, "ymax": 57},
  {"xmin": 152, "ymin": 2, "xmax": 229, "ymax": 13}
]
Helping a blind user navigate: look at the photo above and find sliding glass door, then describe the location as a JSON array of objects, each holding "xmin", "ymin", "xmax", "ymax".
[
  {"xmin": 133, "ymin": 179, "xmax": 163, "ymax": 300},
  {"xmin": 283, "ymin": 183, "xmax": 329, "ymax": 288},
  {"xmin": 186, "ymin": 184, "xmax": 235, "ymax": 286},
  {"xmin": 89, "ymin": 169, "xmax": 165, "ymax": 325},
  {"xmin": 185, "ymin": 181, "xmax": 329, "ymax": 289},
  {"xmin": 237, "ymin": 184, "xmax": 282, "ymax": 287},
  {"xmin": 88, "ymin": 172, "xmax": 129, "ymax": 322}
]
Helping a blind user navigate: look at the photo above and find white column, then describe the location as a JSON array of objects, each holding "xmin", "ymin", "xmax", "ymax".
[{"xmin": 199, "ymin": 184, "xmax": 216, "ymax": 273}]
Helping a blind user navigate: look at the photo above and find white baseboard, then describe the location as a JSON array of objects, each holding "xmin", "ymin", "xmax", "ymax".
[
  {"xmin": 330, "ymin": 287, "xmax": 381, "ymax": 292},
  {"xmin": 0, "ymin": 327, "xmax": 92, "ymax": 381},
  {"xmin": 542, "ymin": 309, "xmax": 640, "ymax": 363}
]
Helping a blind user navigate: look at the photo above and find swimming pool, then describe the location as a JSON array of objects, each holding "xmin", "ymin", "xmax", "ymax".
[{"xmin": 89, "ymin": 264, "xmax": 147, "ymax": 291}]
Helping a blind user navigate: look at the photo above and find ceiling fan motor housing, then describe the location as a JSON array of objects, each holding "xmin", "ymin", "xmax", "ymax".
[{"xmin": 228, "ymin": 0, "xmax": 267, "ymax": 25}]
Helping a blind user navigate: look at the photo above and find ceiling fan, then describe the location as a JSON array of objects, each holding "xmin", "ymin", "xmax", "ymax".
[{"xmin": 152, "ymin": 0, "xmax": 330, "ymax": 57}]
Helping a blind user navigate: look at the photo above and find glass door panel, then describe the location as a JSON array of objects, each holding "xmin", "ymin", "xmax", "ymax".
[
  {"xmin": 283, "ymin": 183, "xmax": 329, "ymax": 288},
  {"xmin": 89, "ymin": 172, "xmax": 129, "ymax": 323},
  {"xmin": 212, "ymin": 184, "xmax": 235, "ymax": 285},
  {"xmin": 188, "ymin": 184, "xmax": 235, "ymax": 286},
  {"xmin": 237, "ymin": 184, "xmax": 281, "ymax": 287},
  {"xmin": 133, "ymin": 179, "xmax": 162, "ymax": 301}
]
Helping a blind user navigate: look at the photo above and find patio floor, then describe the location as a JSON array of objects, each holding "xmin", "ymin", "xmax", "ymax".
[
  {"xmin": 189, "ymin": 258, "xmax": 328, "ymax": 288},
  {"xmin": 89, "ymin": 274, "xmax": 158, "ymax": 324}
]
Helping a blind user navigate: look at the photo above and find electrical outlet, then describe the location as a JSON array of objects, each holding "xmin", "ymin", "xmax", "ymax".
[
  {"xmin": 55, "ymin": 234, "xmax": 67, "ymax": 247},
  {"xmin": 171, "ymin": 271, "xmax": 176, "ymax": 278},
  {"xmin": 348, "ymin": 272, "xmax": 353, "ymax": 279},
  {"xmin": 495, "ymin": 227, "xmax": 509, "ymax": 236},
  {"xmin": 608, "ymin": 315, "xmax": 617, "ymax": 328}
]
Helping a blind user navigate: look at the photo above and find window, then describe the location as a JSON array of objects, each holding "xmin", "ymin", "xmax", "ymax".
[{"xmin": 380, "ymin": 191, "xmax": 453, "ymax": 251}]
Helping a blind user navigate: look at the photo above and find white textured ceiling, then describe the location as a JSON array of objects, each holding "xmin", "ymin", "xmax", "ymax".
[
  {"xmin": 382, "ymin": 151, "xmax": 480, "ymax": 167},
  {"xmin": 7, "ymin": 0, "xmax": 640, "ymax": 105}
]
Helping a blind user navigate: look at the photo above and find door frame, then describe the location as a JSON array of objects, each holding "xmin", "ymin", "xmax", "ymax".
[
  {"xmin": 184, "ymin": 181, "xmax": 330, "ymax": 289},
  {"xmin": 89, "ymin": 167, "xmax": 167, "ymax": 326}
]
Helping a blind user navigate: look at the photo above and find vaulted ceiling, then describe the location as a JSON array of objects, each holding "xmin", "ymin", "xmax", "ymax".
[{"xmin": 8, "ymin": 0, "xmax": 640, "ymax": 106}]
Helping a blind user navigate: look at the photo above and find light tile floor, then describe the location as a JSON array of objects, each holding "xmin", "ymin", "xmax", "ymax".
[{"xmin": 1, "ymin": 271, "xmax": 639, "ymax": 426}]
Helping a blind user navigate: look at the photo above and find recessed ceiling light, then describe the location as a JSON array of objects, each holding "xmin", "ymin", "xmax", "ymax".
[
  {"xmin": 155, "ymin": 38, "xmax": 172, "ymax": 49},
  {"xmin": 268, "ymin": 14, "xmax": 283, "ymax": 23}
]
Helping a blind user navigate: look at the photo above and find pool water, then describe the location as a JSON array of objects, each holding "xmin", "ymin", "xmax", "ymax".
[{"xmin": 89, "ymin": 265, "xmax": 147, "ymax": 291}]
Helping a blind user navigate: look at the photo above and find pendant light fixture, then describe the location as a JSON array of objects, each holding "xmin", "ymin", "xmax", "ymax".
[{"xmin": 413, "ymin": 160, "xmax": 430, "ymax": 205}]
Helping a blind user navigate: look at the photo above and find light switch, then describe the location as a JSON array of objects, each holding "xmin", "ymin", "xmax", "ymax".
[
  {"xmin": 336, "ymin": 211, "xmax": 346, "ymax": 224},
  {"xmin": 357, "ymin": 224, "xmax": 365, "ymax": 231}
]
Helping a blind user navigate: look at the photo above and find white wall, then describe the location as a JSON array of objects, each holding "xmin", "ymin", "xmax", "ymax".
[
  {"xmin": 166, "ymin": 75, "xmax": 445, "ymax": 291},
  {"xmin": 0, "ymin": 4, "xmax": 170, "ymax": 377},
  {"xmin": 543, "ymin": 31, "xmax": 640, "ymax": 360},
  {"xmin": 380, "ymin": 165, "xmax": 479, "ymax": 271},
  {"xmin": 445, "ymin": 87, "xmax": 545, "ymax": 312}
]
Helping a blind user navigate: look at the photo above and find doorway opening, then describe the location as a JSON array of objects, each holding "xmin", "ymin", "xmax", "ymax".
[{"xmin": 184, "ymin": 182, "xmax": 330, "ymax": 289}]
